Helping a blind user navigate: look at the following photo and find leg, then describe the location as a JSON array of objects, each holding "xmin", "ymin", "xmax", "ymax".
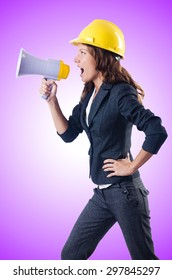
[
  {"xmin": 106, "ymin": 178, "xmax": 158, "ymax": 260},
  {"xmin": 61, "ymin": 188, "xmax": 116, "ymax": 260}
]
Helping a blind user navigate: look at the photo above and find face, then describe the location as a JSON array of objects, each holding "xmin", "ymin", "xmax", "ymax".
[{"xmin": 74, "ymin": 44, "xmax": 103, "ymax": 88}]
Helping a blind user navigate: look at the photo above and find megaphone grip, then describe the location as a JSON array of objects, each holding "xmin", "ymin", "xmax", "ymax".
[
  {"xmin": 41, "ymin": 78, "xmax": 52, "ymax": 100},
  {"xmin": 41, "ymin": 95, "xmax": 49, "ymax": 100}
]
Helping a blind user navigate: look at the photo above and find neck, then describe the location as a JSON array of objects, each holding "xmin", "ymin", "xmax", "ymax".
[{"xmin": 93, "ymin": 73, "xmax": 103, "ymax": 92}]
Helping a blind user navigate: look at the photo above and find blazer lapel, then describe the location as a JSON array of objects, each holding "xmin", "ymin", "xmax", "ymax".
[
  {"xmin": 80, "ymin": 88, "xmax": 93, "ymax": 131},
  {"xmin": 88, "ymin": 83, "xmax": 113, "ymax": 126}
]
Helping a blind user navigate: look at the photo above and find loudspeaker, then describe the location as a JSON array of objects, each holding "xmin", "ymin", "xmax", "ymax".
[{"xmin": 16, "ymin": 48, "xmax": 70, "ymax": 80}]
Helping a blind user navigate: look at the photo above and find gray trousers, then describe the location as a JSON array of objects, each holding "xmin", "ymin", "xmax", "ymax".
[{"xmin": 61, "ymin": 177, "xmax": 158, "ymax": 260}]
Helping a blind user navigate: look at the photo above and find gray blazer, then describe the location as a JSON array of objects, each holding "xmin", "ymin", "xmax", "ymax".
[{"xmin": 58, "ymin": 82, "xmax": 167, "ymax": 185}]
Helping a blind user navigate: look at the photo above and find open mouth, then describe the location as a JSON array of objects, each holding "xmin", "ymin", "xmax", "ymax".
[{"xmin": 80, "ymin": 68, "xmax": 84, "ymax": 74}]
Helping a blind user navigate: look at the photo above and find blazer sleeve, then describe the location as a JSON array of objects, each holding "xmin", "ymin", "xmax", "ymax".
[
  {"xmin": 57, "ymin": 102, "xmax": 83, "ymax": 143},
  {"xmin": 117, "ymin": 85, "xmax": 168, "ymax": 154}
]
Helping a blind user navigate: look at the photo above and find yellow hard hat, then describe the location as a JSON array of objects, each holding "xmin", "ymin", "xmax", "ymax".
[{"xmin": 70, "ymin": 19, "xmax": 125, "ymax": 58}]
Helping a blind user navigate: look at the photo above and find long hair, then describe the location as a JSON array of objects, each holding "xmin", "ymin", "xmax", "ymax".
[{"xmin": 81, "ymin": 44, "xmax": 144, "ymax": 103}]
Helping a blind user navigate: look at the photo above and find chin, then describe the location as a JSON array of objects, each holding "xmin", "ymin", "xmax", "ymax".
[
  {"xmin": 81, "ymin": 77, "xmax": 92, "ymax": 83},
  {"xmin": 81, "ymin": 78, "xmax": 87, "ymax": 83}
]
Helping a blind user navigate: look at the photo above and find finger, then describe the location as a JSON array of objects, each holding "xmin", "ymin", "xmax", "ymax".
[
  {"xmin": 103, "ymin": 159, "xmax": 115, "ymax": 164},
  {"xmin": 107, "ymin": 172, "xmax": 116, "ymax": 178},
  {"xmin": 51, "ymin": 81, "xmax": 57, "ymax": 94},
  {"xmin": 42, "ymin": 78, "xmax": 53, "ymax": 84},
  {"xmin": 102, "ymin": 163, "xmax": 113, "ymax": 169},
  {"xmin": 39, "ymin": 90, "xmax": 50, "ymax": 98},
  {"xmin": 39, "ymin": 85, "xmax": 52, "ymax": 94},
  {"xmin": 40, "ymin": 91, "xmax": 50, "ymax": 98},
  {"xmin": 103, "ymin": 167, "xmax": 114, "ymax": 173},
  {"xmin": 42, "ymin": 83, "xmax": 52, "ymax": 90},
  {"xmin": 103, "ymin": 167, "xmax": 115, "ymax": 172}
]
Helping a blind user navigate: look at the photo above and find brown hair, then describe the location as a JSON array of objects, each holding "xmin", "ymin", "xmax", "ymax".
[{"xmin": 81, "ymin": 44, "xmax": 144, "ymax": 103}]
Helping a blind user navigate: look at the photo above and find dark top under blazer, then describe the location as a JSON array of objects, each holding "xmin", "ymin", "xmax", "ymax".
[{"xmin": 58, "ymin": 82, "xmax": 168, "ymax": 185}]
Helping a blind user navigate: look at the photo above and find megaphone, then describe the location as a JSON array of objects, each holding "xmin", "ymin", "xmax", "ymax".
[{"xmin": 16, "ymin": 48, "xmax": 70, "ymax": 81}]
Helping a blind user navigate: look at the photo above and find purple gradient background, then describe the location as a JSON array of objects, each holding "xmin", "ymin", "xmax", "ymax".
[{"xmin": 0, "ymin": 0, "xmax": 171, "ymax": 260}]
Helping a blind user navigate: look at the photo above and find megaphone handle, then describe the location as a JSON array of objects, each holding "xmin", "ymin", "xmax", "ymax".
[
  {"xmin": 41, "ymin": 94, "xmax": 49, "ymax": 100},
  {"xmin": 41, "ymin": 77, "xmax": 51, "ymax": 100}
]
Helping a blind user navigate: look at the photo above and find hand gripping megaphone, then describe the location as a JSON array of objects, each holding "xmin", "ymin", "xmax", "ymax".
[{"xmin": 16, "ymin": 48, "xmax": 70, "ymax": 98}]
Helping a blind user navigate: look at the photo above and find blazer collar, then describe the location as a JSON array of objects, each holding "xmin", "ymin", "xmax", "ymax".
[
  {"xmin": 81, "ymin": 82, "xmax": 113, "ymax": 129},
  {"xmin": 88, "ymin": 83, "xmax": 113, "ymax": 126}
]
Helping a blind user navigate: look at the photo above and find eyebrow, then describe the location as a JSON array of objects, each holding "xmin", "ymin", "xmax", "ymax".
[{"xmin": 79, "ymin": 47, "xmax": 88, "ymax": 52}]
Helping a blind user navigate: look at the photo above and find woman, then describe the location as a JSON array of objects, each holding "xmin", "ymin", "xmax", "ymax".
[{"xmin": 40, "ymin": 19, "xmax": 167, "ymax": 260}]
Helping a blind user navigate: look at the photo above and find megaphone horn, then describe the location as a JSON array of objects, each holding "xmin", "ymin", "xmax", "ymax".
[{"xmin": 16, "ymin": 48, "xmax": 70, "ymax": 80}]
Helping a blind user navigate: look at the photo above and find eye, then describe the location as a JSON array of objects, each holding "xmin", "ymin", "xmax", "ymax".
[{"xmin": 80, "ymin": 50, "xmax": 86, "ymax": 55}]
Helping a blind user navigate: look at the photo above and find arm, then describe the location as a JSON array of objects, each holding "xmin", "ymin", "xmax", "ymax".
[
  {"xmin": 48, "ymin": 97, "xmax": 68, "ymax": 135},
  {"xmin": 103, "ymin": 84, "xmax": 167, "ymax": 177},
  {"xmin": 117, "ymin": 85, "xmax": 168, "ymax": 154},
  {"xmin": 40, "ymin": 79, "xmax": 83, "ymax": 142},
  {"xmin": 40, "ymin": 79, "xmax": 68, "ymax": 134},
  {"xmin": 103, "ymin": 149, "xmax": 153, "ymax": 177}
]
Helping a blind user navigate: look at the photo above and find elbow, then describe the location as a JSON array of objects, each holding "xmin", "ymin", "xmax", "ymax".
[
  {"xmin": 57, "ymin": 127, "xmax": 79, "ymax": 143},
  {"xmin": 57, "ymin": 132, "xmax": 76, "ymax": 143},
  {"xmin": 142, "ymin": 130, "xmax": 168, "ymax": 155},
  {"xmin": 164, "ymin": 130, "xmax": 168, "ymax": 141},
  {"xmin": 160, "ymin": 128, "xmax": 168, "ymax": 145},
  {"xmin": 61, "ymin": 136, "xmax": 77, "ymax": 143}
]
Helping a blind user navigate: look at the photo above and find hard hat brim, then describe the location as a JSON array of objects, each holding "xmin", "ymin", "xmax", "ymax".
[
  {"xmin": 69, "ymin": 37, "xmax": 92, "ymax": 46},
  {"xmin": 69, "ymin": 37, "xmax": 124, "ymax": 58}
]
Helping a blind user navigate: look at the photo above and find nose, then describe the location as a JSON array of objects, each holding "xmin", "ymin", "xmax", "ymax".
[{"xmin": 74, "ymin": 54, "xmax": 80, "ymax": 64}]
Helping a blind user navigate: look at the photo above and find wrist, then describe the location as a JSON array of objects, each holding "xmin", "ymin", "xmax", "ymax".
[
  {"xmin": 47, "ymin": 96, "xmax": 58, "ymax": 106},
  {"xmin": 129, "ymin": 161, "xmax": 137, "ymax": 175}
]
